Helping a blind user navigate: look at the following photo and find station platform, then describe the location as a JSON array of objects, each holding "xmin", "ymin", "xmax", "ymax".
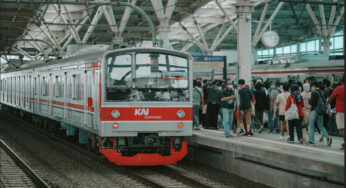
[{"xmin": 186, "ymin": 128, "xmax": 344, "ymax": 188}]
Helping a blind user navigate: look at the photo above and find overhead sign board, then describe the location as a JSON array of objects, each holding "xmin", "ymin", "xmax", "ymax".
[{"xmin": 193, "ymin": 55, "xmax": 225, "ymax": 68}]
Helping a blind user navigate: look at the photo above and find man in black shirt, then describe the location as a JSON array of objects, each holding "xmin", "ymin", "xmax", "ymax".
[
  {"xmin": 238, "ymin": 79, "xmax": 252, "ymax": 136},
  {"xmin": 221, "ymin": 80, "xmax": 236, "ymax": 137},
  {"xmin": 205, "ymin": 80, "xmax": 222, "ymax": 129}
]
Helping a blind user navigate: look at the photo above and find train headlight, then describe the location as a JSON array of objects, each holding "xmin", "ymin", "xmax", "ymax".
[
  {"xmin": 176, "ymin": 110, "xmax": 185, "ymax": 119},
  {"xmin": 111, "ymin": 110, "xmax": 120, "ymax": 119}
]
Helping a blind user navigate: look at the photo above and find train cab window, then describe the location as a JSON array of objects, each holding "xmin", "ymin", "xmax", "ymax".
[
  {"xmin": 42, "ymin": 77, "xmax": 48, "ymax": 96},
  {"xmin": 105, "ymin": 54, "xmax": 132, "ymax": 101},
  {"xmin": 72, "ymin": 74, "xmax": 81, "ymax": 100}
]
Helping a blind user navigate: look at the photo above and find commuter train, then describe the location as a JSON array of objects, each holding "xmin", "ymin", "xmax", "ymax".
[
  {"xmin": 193, "ymin": 59, "xmax": 344, "ymax": 84},
  {"xmin": 0, "ymin": 47, "xmax": 193, "ymax": 166}
]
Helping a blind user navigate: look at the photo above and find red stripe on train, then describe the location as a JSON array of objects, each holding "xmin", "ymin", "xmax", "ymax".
[
  {"xmin": 212, "ymin": 68, "xmax": 344, "ymax": 76},
  {"xmin": 100, "ymin": 107, "xmax": 192, "ymax": 121}
]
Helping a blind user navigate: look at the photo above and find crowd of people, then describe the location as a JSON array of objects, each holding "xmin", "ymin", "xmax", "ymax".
[{"xmin": 192, "ymin": 76, "xmax": 344, "ymax": 149}]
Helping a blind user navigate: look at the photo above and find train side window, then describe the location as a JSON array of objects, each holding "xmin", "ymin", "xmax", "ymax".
[
  {"xmin": 72, "ymin": 74, "xmax": 81, "ymax": 100},
  {"xmin": 42, "ymin": 77, "xmax": 48, "ymax": 96},
  {"xmin": 55, "ymin": 75, "xmax": 63, "ymax": 98}
]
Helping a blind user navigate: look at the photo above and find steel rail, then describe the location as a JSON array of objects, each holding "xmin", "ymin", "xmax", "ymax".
[
  {"xmin": 0, "ymin": 0, "xmax": 158, "ymax": 46},
  {"xmin": 0, "ymin": 138, "xmax": 51, "ymax": 188},
  {"xmin": 0, "ymin": 112, "xmax": 164, "ymax": 188}
]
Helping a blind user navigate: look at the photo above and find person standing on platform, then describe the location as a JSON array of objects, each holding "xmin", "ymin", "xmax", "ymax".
[
  {"xmin": 285, "ymin": 84, "xmax": 304, "ymax": 143},
  {"xmin": 205, "ymin": 80, "xmax": 222, "ymax": 129},
  {"xmin": 238, "ymin": 79, "xmax": 252, "ymax": 136},
  {"xmin": 270, "ymin": 82, "xmax": 282, "ymax": 133},
  {"xmin": 193, "ymin": 80, "xmax": 204, "ymax": 130},
  {"xmin": 326, "ymin": 77, "xmax": 344, "ymax": 149},
  {"xmin": 301, "ymin": 83, "xmax": 312, "ymax": 141},
  {"xmin": 307, "ymin": 82, "xmax": 332, "ymax": 146},
  {"xmin": 221, "ymin": 80, "xmax": 236, "ymax": 137},
  {"xmin": 253, "ymin": 80, "xmax": 267, "ymax": 133},
  {"xmin": 273, "ymin": 83, "xmax": 290, "ymax": 140}
]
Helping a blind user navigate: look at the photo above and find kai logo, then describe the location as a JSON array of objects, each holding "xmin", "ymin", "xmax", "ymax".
[{"xmin": 134, "ymin": 108, "xmax": 149, "ymax": 116}]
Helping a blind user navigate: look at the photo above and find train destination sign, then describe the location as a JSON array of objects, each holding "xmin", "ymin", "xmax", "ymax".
[{"xmin": 193, "ymin": 55, "xmax": 225, "ymax": 68}]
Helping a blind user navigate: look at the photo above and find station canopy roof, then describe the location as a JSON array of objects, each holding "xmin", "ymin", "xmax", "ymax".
[{"xmin": 0, "ymin": 0, "xmax": 344, "ymax": 60}]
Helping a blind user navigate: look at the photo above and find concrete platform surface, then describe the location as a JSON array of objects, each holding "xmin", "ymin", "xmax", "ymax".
[{"xmin": 186, "ymin": 128, "xmax": 344, "ymax": 188}]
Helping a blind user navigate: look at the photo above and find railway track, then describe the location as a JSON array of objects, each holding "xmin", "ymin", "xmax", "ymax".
[
  {"xmin": 125, "ymin": 166, "xmax": 213, "ymax": 188},
  {"xmin": 0, "ymin": 138, "xmax": 50, "ymax": 188},
  {"xmin": 0, "ymin": 111, "xmax": 216, "ymax": 187}
]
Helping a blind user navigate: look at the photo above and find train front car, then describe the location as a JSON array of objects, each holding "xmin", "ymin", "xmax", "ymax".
[{"xmin": 99, "ymin": 48, "xmax": 193, "ymax": 166}]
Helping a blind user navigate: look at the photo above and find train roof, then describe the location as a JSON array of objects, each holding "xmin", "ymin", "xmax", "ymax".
[{"xmin": 2, "ymin": 47, "xmax": 192, "ymax": 74}]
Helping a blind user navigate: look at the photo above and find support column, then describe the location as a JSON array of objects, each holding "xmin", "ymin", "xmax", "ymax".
[
  {"xmin": 159, "ymin": 19, "xmax": 170, "ymax": 49},
  {"xmin": 236, "ymin": 0, "xmax": 254, "ymax": 85},
  {"xmin": 321, "ymin": 36, "xmax": 331, "ymax": 55}
]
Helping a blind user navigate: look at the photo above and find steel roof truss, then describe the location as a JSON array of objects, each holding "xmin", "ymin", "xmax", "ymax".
[
  {"xmin": 252, "ymin": 2, "xmax": 284, "ymax": 47},
  {"xmin": 306, "ymin": 3, "xmax": 322, "ymax": 35},
  {"xmin": 118, "ymin": 0, "xmax": 138, "ymax": 40},
  {"xmin": 327, "ymin": 0, "xmax": 338, "ymax": 36},
  {"xmin": 62, "ymin": 4, "xmax": 82, "ymax": 43},
  {"xmin": 211, "ymin": 19, "xmax": 238, "ymax": 52},
  {"xmin": 329, "ymin": 6, "xmax": 344, "ymax": 36},
  {"xmin": 252, "ymin": 3, "xmax": 268, "ymax": 47},
  {"xmin": 319, "ymin": 3, "xmax": 328, "ymax": 37},
  {"xmin": 215, "ymin": 0, "xmax": 238, "ymax": 33},
  {"xmin": 82, "ymin": 6, "xmax": 103, "ymax": 44}
]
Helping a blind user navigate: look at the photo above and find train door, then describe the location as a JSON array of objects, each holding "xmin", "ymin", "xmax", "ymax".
[
  {"xmin": 84, "ymin": 71, "xmax": 90, "ymax": 128},
  {"xmin": 94, "ymin": 70, "xmax": 100, "ymax": 127}
]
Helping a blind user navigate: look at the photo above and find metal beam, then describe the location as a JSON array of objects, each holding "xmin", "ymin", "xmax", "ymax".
[
  {"xmin": 14, "ymin": 47, "xmax": 34, "ymax": 60},
  {"xmin": 0, "ymin": 0, "xmax": 157, "ymax": 45},
  {"xmin": 52, "ymin": 4, "xmax": 82, "ymax": 44},
  {"xmin": 306, "ymin": 3, "xmax": 322, "ymax": 35},
  {"xmin": 62, "ymin": 15, "xmax": 89, "ymax": 50},
  {"xmin": 193, "ymin": 17, "xmax": 209, "ymax": 52},
  {"xmin": 164, "ymin": 0, "xmax": 177, "ymax": 22},
  {"xmin": 82, "ymin": 6, "xmax": 103, "ymax": 44},
  {"xmin": 329, "ymin": 6, "xmax": 344, "ymax": 36},
  {"xmin": 101, "ymin": 5, "xmax": 118, "ymax": 34},
  {"xmin": 252, "ymin": 2, "xmax": 284, "ymax": 47},
  {"xmin": 319, "ymin": 3, "xmax": 328, "ymax": 36},
  {"xmin": 62, "ymin": 4, "xmax": 82, "ymax": 43},
  {"xmin": 210, "ymin": 20, "xmax": 238, "ymax": 52},
  {"xmin": 151, "ymin": 0, "xmax": 165, "ymax": 22},
  {"xmin": 38, "ymin": 25, "xmax": 62, "ymax": 51},
  {"xmin": 252, "ymin": 3, "xmax": 268, "ymax": 46},
  {"xmin": 278, "ymin": 0, "xmax": 343, "ymax": 6},
  {"xmin": 118, "ymin": 0, "xmax": 138, "ymax": 40},
  {"xmin": 328, "ymin": 0, "xmax": 338, "ymax": 35},
  {"xmin": 179, "ymin": 22, "xmax": 208, "ymax": 53},
  {"xmin": 215, "ymin": 0, "xmax": 238, "ymax": 33}
]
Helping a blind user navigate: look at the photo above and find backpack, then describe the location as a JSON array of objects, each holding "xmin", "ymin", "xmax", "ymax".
[{"xmin": 314, "ymin": 91, "xmax": 327, "ymax": 115}]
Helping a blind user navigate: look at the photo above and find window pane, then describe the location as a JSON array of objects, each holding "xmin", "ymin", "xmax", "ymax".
[
  {"xmin": 315, "ymin": 40, "xmax": 319, "ymax": 51},
  {"xmin": 334, "ymin": 36, "xmax": 343, "ymax": 49},
  {"xmin": 257, "ymin": 50, "xmax": 262, "ymax": 56},
  {"xmin": 283, "ymin": 46, "xmax": 290, "ymax": 54},
  {"xmin": 291, "ymin": 45, "xmax": 297, "ymax": 53},
  {"xmin": 263, "ymin": 50, "xmax": 268, "ymax": 56},
  {"xmin": 307, "ymin": 41, "xmax": 315, "ymax": 51},
  {"xmin": 276, "ymin": 47, "xmax": 282, "ymax": 54},
  {"xmin": 300, "ymin": 43, "xmax": 306, "ymax": 52},
  {"xmin": 269, "ymin": 49, "xmax": 274, "ymax": 55}
]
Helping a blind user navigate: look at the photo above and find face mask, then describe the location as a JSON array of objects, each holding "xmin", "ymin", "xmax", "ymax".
[{"xmin": 229, "ymin": 85, "xmax": 233, "ymax": 89}]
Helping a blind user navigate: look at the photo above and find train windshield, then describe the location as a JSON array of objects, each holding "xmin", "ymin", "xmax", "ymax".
[{"xmin": 105, "ymin": 52, "xmax": 189, "ymax": 102}]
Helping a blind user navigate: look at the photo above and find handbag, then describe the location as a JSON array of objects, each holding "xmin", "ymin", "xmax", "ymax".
[{"xmin": 285, "ymin": 97, "xmax": 299, "ymax": 120}]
